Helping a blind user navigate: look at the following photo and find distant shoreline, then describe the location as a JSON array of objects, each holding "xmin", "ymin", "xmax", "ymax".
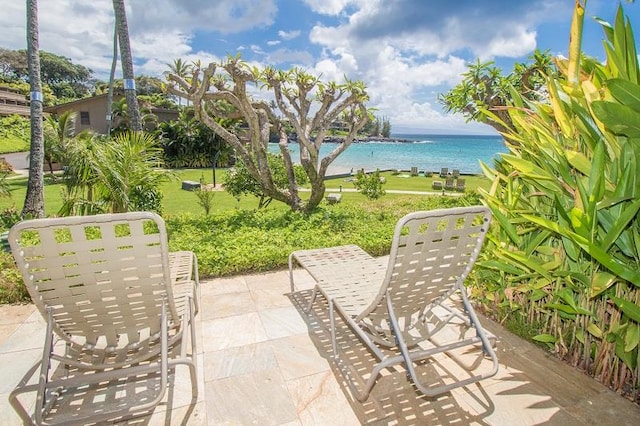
[
  {"xmin": 322, "ymin": 136, "xmax": 414, "ymax": 143},
  {"xmin": 294, "ymin": 134, "xmax": 502, "ymax": 144}
]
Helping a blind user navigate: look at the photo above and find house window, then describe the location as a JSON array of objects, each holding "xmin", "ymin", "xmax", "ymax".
[{"xmin": 80, "ymin": 111, "xmax": 90, "ymax": 125}]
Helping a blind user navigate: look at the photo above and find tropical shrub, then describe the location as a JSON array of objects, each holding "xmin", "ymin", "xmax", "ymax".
[
  {"xmin": 0, "ymin": 115, "xmax": 29, "ymax": 154},
  {"xmin": 223, "ymin": 153, "xmax": 309, "ymax": 209},
  {"xmin": 0, "ymin": 207, "xmax": 20, "ymax": 229},
  {"xmin": 43, "ymin": 110, "xmax": 76, "ymax": 177},
  {"xmin": 59, "ymin": 131, "xmax": 174, "ymax": 215},
  {"xmin": 353, "ymin": 169, "xmax": 386, "ymax": 199},
  {"xmin": 470, "ymin": 4, "xmax": 640, "ymax": 400},
  {"xmin": 194, "ymin": 185, "xmax": 215, "ymax": 215},
  {"xmin": 155, "ymin": 109, "xmax": 234, "ymax": 169},
  {"xmin": 0, "ymin": 251, "xmax": 29, "ymax": 304}
]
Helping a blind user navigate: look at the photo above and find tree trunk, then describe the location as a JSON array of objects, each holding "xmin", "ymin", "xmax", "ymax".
[
  {"xmin": 112, "ymin": 0, "xmax": 141, "ymax": 131},
  {"xmin": 23, "ymin": 0, "xmax": 45, "ymax": 218},
  {"xmin": 106, "ymin": 25, "xmax": 118, "ymax": 136}
]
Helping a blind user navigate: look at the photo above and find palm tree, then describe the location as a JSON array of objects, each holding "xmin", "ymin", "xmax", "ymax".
[
  {"xmin": 23, "ymin": 0, "xmax": 45, "ymax": 218},
  {"xmin": 43, "ymin": 110, "xmax": 76, "ymax": 178},
  {"xmin": 166, "ymin": 58, "xmax": 192, "ymax": 106},
  {"xmin": 58, "ymin": 131, "xmax": 172, "ymax": 215},
  {"xmin": 58, "ymin": 132, "xmax": 103, "ymax": 216},
  {"xmin": 94, "ymin": 131, "xmax": 170, "ymax": 213},
  {"xmin": 106, "ymin": 26, "xmax": 118, "ymax": 136},
  {"xmin": 112, "ymin": 0, "xmax": 142, "ymax": 131}
]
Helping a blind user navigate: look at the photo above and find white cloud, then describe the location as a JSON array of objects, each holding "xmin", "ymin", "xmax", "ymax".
[
  {"xmin": 267, "ymin": 40, "xmax": 281, "ymax": 46},
  {"xmin": 278, "ymin": 30, "xmax": 301, "ymax": 40},
  {"xmin": 303, "ymin": 0, "xmax": 575, "ymax": 132}
]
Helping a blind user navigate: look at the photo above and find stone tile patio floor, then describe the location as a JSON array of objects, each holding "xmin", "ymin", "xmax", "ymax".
[{"xmin": 1, "ymin": 268, "xmax": 639, "ymax": 425}]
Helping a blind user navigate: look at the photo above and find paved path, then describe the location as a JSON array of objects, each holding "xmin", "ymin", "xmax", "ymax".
[
  {"xmin": 0, "ymin": 151, "xmax": 29, "ymax": 177},
  {"xmin": 1, "ymin": 268, "xmax": 638, "ymax": 424}
]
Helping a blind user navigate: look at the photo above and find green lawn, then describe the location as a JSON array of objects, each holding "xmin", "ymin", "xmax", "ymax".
[
  {"xmin": 1, "ymin": 169, "xmax": 491, "ymax": 216},
  {"xmin": 324, "ymin": 171, "xmax": 491, "ymax": 193}
]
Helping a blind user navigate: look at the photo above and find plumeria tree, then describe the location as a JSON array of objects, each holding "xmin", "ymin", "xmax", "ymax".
[{"xmin": 166, "ymin": 56, "xmax": 370, "ymax": 212}]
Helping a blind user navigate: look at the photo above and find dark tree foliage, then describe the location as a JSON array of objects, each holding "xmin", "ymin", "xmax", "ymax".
[
  {"xmin": 362, "ymin": 115, "xmax": 391, "ymax": 137},
  {"xmin": 154, "ymin": 109, "xmax": 234, "ymax": 168},
  {"xmin": 439, "ymin": 49, "xmax": 555, "ymax": 134},
  {"xmin": 0, "ymin": 48, "xmax": 93, "ymax": 100}
]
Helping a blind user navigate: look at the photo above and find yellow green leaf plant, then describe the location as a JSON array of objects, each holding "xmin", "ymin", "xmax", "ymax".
[{"xmin": 470, "ymin": 1, "xmax": 640, "ymax": 399}]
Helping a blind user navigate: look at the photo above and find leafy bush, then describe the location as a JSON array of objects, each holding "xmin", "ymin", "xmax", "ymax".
[
  {"xmin": 194, "ymin": 186, "xmax": 215, "ymax": 215},
  {"xmin": 0, "ymin": 115, "xmax": 29, "ymax": 154},
  {"xmin": 0, "ymin": 207, "xmax": 20, "ymax": 230},
  {"xmin": 59, "ymin": 131, "xmax": 172, "ymax": 215},
  {"xmin": 353, "ymin": 169, "xmax": 386, "ymax": 199},
  {"xmin": 223, "ymin": 153, "xmax": 309, "ymax": 209},
  {"xmin": 0, "ymin": 251, "xmax": 29, "ymax": 304}
]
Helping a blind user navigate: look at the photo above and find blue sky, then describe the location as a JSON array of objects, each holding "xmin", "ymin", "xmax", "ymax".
[{"xmin": 1, "ymin": 0, "xmax": 639, "ymax": 134}]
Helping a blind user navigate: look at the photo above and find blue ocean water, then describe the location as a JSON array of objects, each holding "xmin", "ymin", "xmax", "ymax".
[{"xmin": 268, "ymin": 134, "xmax": 507, "ymax": 175}]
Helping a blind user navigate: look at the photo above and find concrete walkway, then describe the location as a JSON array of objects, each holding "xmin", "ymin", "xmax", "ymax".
[
  {"xmin": 0, "ymin": 151, "xmax": 29, "ymax": 177},
  {"xmin": 1, "ymin": 268, "xmax": 639, "ymax": 425}
]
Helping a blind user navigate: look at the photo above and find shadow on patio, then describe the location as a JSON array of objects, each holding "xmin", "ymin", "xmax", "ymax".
[{"xmin": 1, "ymin": 269, "xmax": 639, "ymax": 425}]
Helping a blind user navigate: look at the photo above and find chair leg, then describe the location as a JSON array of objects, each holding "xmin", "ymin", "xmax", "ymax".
[
  {"xmin": 328, "ymin": 300, "xmax": 392, "ymax": 402},
  {"xmin": 388, "ymin": 294, "xmax": 499, "ymax": 397},
  {"xmin": 288, "ymin": 253, "xmax": 297, "ymax": 293},
  {"xmin": 9, "ymin": 362, "xmax": 41, "ymax": 425},
  {"xmin": 188, "ymin": 296, "xmax": 199, "ymax": 400}
]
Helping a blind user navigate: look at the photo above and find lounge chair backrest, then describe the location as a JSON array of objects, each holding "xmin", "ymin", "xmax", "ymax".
[
  {"xmin": 359, "ymin": 206, "xmax": 491, "ymax": 343},
  {"xmin": 9, "ymin": 212, "xmax": 176, "ymax": 349},
  {"xmin": 445, "ymin": 177, "xmax": 455, "ymax": 188}
]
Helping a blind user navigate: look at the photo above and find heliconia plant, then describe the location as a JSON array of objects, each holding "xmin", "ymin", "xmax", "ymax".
[{"xmin": 470, "ymin": 1, "xmax": 640, "ymax": 400}]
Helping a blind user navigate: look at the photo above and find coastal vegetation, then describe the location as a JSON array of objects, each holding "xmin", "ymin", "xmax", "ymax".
[
  {"xmin": 455, "ymin": 3, "xmax": 640, "ymax": 400},
  {"xmin": 58, "ymin": 131, "xmax": 172, "ymax": 215},
  {"xmin": 223, "ymin": 152, "xmax": 309, "ymax": 209}
]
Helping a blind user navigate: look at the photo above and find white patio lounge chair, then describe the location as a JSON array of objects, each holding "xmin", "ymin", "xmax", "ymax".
[
  {"xmin": 444, "ymin": 176, "xmax": 456, "ymax": 190},
  {"xmin": 289, "ymin": 206, "xmax": 498, "ymax": 401},
  {"xmin": 8, "ymin": 212, "xmax": 199, "ymax": 425}
]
